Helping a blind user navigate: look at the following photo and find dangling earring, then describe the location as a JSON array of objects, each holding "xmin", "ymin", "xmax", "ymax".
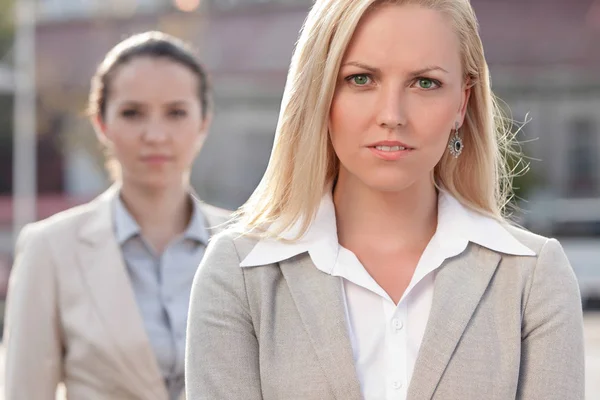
[{"xmin": 448, "ymin": 122, "xmax": 464, "ymax": 158}]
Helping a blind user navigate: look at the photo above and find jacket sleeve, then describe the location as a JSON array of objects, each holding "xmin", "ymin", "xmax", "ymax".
[
  {"xmin": 3, "ymin": 224, "xmax": 64, "ymax": 400},
  {"xmin": 185, "ymin": 233, "xmax": 262, "ymax": 400},
  {"xmin": 517, "ymin": 238, "xmax": 585, "ymax": 400}
]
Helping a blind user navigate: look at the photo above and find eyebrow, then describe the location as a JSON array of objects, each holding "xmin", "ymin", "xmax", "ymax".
[
  {"xmin": 118, "ymin": 100, "xmax": 190, "ymax": 107},
  {"xmin": 164, "ymin": 100, "xmax": 190, "ymax": 107},
  {"xmin": 341, "ymin": 61, "xmax": 449, "ymax": 76}
]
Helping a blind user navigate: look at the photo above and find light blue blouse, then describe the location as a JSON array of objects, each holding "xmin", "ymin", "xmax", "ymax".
[{"xmin": 112, "ymin": 194, "xmax": 209, "ymax": 400}]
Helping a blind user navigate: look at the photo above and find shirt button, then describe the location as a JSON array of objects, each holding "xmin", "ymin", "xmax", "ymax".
[
  {"xmin": 392, "ymin": 318, "xmax": 404, "ymax": 332},
  {"xmin": 392, "ymin": 381, "xmax": 403, "ymax": 390}
]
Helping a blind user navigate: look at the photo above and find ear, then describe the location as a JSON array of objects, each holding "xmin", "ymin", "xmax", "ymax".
[
  {"xmin": 457, "ymin": 79, "xmax": 472, "ymax": 126},
  {"xmin": 92, "ymin": 114, "xmax": 112, "ymax": 146},
  {"xmin": 195, "ymin": 112, "xmax": 213, "ymax": 150}
]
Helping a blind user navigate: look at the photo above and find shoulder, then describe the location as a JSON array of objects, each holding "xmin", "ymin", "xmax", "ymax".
[
  {"xmin": 198, "ymin": 202, "xmax": 233, "ymax": 232},
  {"xmin": 203, "ymin": 229, "xmax": 260, "ymax": 266},
  {"xmin": 10, "ymin": 198, "xmax": 107, "ymax": 288},
  {"xmin": 502, "ymin": 223, "xmax": 550, "ymax": 255},
  {"xmin": 18, "ymin": 201, "xmax": 100, "ymax": 246},
  {"xmin": 499, "ymin": 223, "xmax": 572, "ymax": 272},
  {"xmin": 470, "ymin": 222, "xmax": 576, "ymax": 298},
  {"xmin": 500, "ymin": 224, "xmax": 578, "ymax": 297},
  {"xmin": 502, "ymin": 223, "xmax": 570, "ymax": 263},
  {"xmin": 194, "ymin": 230, "xmax": 267, "ymax": 293},
  {"xmin": 16, "ymin": 189, "xmax": 113, "ymax": 251},
  {"xmin": 192, "ymin": 230, "xmax": 263, "ymax": 308}
]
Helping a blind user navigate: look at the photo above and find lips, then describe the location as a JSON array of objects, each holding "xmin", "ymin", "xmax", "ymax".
[
  {"xmin": 366, "ymin": 141, "xmax": 414, "ymax": 161},
  {"xmin": 140, "ymin": 155, "xmax": 172, "ymax": 163},
  {"xmin": 367, "ymin": 140, "xmax": 415, "ymax": 151},
  {"xmin": 373, "ymin": 144, "xmax": 408, "ymax": 152}
]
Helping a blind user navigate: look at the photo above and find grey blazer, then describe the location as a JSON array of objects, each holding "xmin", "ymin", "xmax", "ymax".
[{"xmin": 185, "ymin": 226, "xmax": 585, "ymax": 400}]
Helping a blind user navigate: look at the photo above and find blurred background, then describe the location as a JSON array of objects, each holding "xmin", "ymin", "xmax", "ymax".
[{"xmin": 0, "ymin": 0, "xmax": 598, "ymax": 397}]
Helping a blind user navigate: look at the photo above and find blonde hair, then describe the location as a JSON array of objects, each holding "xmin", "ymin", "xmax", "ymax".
[{"xmin": 234, "ymin": 0, "xmax": 522, "ymax": 239}]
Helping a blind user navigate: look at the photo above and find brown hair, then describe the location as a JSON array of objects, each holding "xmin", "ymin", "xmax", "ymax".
[
  {"xmin": 88, "ymin": 31, "xmax": 212, "ymax": 180},
  {"xmin": 88, "ymin": 31, "xmax": 212, "ymax": 121}
]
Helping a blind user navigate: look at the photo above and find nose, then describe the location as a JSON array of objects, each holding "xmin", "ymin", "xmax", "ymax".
[
  {"xmin": 375, "ymin": 86, "xmax": 407, "ymax": 129},
  {"xmin": 142, "ymin": 122, "xmax": 169, "ymax": 143}
]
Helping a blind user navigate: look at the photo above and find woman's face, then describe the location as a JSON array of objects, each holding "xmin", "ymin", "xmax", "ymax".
[
  {"xmin": 97, "ymin": 56, "xmax": 209, "ymax": 190},
  {"xmin": 329, "ymin": 4, "xmax": 470, "ymax": 193}
]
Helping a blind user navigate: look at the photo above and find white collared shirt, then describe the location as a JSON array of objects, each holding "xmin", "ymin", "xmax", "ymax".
[{"xmin": 240, "ymin": 191, "xmax": 535, "ymax": 400}]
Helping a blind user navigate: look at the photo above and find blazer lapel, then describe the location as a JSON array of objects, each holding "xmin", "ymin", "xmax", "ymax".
[
  {"xmin": 77, "ymin": 187, "xmax": 168, "ymax": 400},
  {"xmin": 279, "ymin": 254, "xmax": 363, "ymax": 400},
  {"xmin": 407, "ymin": 244, "xmax": 501, "ymax": 400}
]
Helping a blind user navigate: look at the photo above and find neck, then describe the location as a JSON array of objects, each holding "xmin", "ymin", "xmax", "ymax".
[
  {"xmin": 119, "ymin": 179, "xmax": 192, "ymax": 253},
  {"xmin": 333, "ymin": 173, "xmax": 438, "ymax": 253}
]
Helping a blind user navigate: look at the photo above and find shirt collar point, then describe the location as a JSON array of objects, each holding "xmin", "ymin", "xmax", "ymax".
[
  {"xmin": 464, "ymin": 217, "xmax": 537, "ymax": 257},
  {"xmin": 438, "ymin": 191, "xmax": 537, "ymax": 257}
]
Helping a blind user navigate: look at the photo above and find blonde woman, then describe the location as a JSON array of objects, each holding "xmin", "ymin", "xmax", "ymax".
[
  {"xmin": 185, "ymin": 1, "xmax": 585, "ymax": 399},
  {"xmin": 3, "ymin": 32, "xmax": 229, "ymax": 400}
]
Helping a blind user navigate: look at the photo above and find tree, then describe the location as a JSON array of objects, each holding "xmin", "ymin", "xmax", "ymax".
[
  {"xmin": 0, "ymin": 0, "xmax": 14, "ymax": 194},
  {"xmin": 0, "ymin": 0, "xmax": 14, "ymax": 58}
]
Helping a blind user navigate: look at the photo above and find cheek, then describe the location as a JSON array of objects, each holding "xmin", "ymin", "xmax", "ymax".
[
  {"xmin": 174, "ymin": 127, "xmax": 204, "ymax": 161},
  {"xmin": 329, "ymin": 96, "xmax": 344, "ymax": 143},
  {"xmin": 411, "ymin": 99, "xmax": 456, "ymax": 147},
  {"xmin": 104, "ymin": 125, "xmax": 139, "ymax": 157},
  {"xmin": 329, "ymin": 94, "xmax": 369, "ymax": 153}
]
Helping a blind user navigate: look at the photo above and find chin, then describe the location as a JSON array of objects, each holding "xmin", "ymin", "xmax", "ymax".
[
  {"xmin": 362, "ymin": 179, "xmax": 415, "ymax": 193},
  {"xmin": 133, "ymin": 174, "xmax": 178, "ymax": 191},
  {"xmin": 338, "ymin": 163, "xmax": 432, "ymax": 194},
  {"xmin": 356, "ymin": 169, "xmax": 422, "ymax": 193}
]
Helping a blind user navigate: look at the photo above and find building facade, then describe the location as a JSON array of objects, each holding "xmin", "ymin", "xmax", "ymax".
[{"xmin": 2, "ymin": 0, "xmax": 600, "ymax": 243}]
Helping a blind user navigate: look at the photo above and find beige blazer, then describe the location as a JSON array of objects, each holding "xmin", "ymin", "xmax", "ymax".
[
  {"xmin": 186, "ymin": 226, "xmax": 585, "ymax": 400},
  {"xmin": 3, "ymin": 186, "xmax": 230, "ymax": 400}
]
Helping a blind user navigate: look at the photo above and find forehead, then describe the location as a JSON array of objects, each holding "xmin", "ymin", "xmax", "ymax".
[
  {"xmin": 109, "ymin": 57, "xmax": 199, "ymax": 102},
  {"xmin": 343, "ymin": 4, "xmax": 462, "ymax": 75}
]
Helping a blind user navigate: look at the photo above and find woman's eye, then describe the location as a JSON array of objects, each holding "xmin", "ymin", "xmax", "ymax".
[
  {"xmin": 121, "ymin": 109, "xmax": 140, "ymax": 118},
  {"xmin": 415, "ymin": 78, "xmax": 441, "ymax": 90},
  {"xmin": 347, "ymin": 74, "xmax": 371, "ymax": 86},
  {"xmin": 169, "ymin": 109, "xmax": 188, "ymax": 118}
]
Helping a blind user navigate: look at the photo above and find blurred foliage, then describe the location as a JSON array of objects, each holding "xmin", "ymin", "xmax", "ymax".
[
  {"xmin": 0, "ymin": 0, "xmax": 13, "ymax": 195},
  {"xmin": 0, "ymin": 94, "xmax": 12, "ymax": 128},
  {"xmin": 0, "ymin": 94, "xmax": 12, "ymax": 193},
  {"xmin": 507, "ymin": 148, "xmax": 539, "ymax": 203},
  {"xmin": 501, "ymin": 115, "xmax": 541, "ymax": 219},
  {"xmin": 0, "ymin": 0, "xmax": 14, "ymax": 57}
]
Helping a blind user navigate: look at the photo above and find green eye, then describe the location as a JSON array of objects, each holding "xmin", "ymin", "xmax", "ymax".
[
  {"xmin": 418, "ymin": 78, "xmax": 435, "ymax": 89},
  {"xmin": 352, "ymin": 75, "xmax": 369, "ymax": 85}
]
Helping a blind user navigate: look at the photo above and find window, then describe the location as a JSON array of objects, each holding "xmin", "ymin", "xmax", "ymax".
[
  {"xmin": 567, "ymin": 118, "xmax": 598, "ymax": 197},
  {"xmin": 37, "ymin": 0, "xmax": 168, "ymax": 21},
  {"xmin": 212, "ymin": 0, "xmax": 310, "ymax": 10}
]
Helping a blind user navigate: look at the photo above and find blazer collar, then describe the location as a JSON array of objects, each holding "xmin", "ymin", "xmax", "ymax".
[
  {"xmin": 77, "ymin": 185, "xmax": 168, "ymax": 400},
  {"xmin": 81, "ymin": 185, "xmax": 226, "ymax": 244},
  {"xmin": 240, "ymin": 190, "xmax": 535, "ymax": 270},
  {"xmin": 78, "ymin": 184, "xmax": 120, "ymax": 245},
  {"xmin": 279, "ymin": 242, "xmax": 501, "ymax": 400},
  {"xmin": 279, "ymin": 254, "xmax": 364, "ymax": 400},
  {"xmin": 112, "ymin": 190, "xmax": 210, "ymax": 245},
  {"xmin": 406, "ymin": 243, "xmax": 502, "ymax": 400}
]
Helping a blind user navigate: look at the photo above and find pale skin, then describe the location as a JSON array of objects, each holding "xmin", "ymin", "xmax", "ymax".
[
  {"xmin": 95, "ymin": 57, "xmax": 211, "ymax": 254},
  {"xmin": 330, "ymin": 4, "xmax": 471, "ymax": 304}
]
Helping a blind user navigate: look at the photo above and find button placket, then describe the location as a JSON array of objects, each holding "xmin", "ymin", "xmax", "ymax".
[
  {"xmin": 386, "ymin": 304, "xmax": 408, "ymax": 399},
  {"xmin": 392, "ymin": 317, "xmax": 404, "ymax": 333}
]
